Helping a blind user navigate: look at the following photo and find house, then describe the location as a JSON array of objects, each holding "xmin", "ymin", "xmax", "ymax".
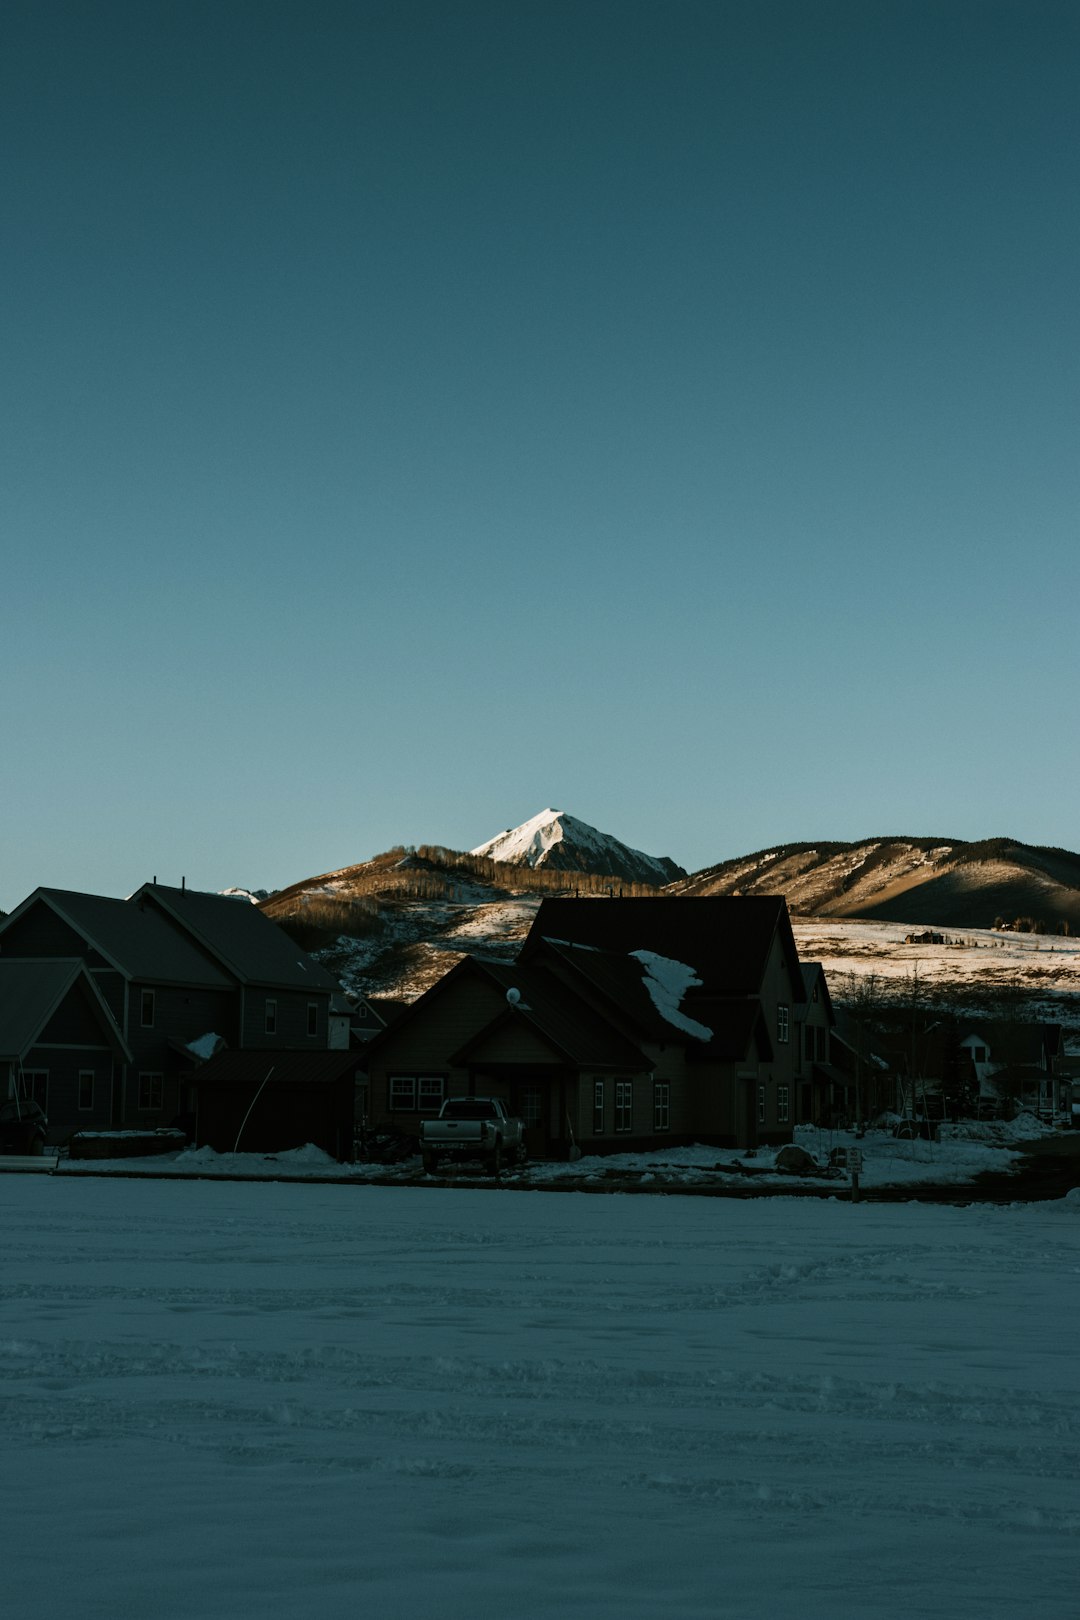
[
  {"xmin": 190, "ymin": 1049, "xmax": 360, "ymax": 1161},
  {"xmin": 361, "ymin": 896, "xmax": 812, "ymax": 1154},
  {"xmin": 793, "ymin": 963, "xmax": 844, "ymax": 1124},
  {"xmin": 827, "ymin": 1005, "xmax": 896, "ymax": 1125},
  {"xmin": 0, "ymin": 882, "xmax": 339, "ymax": 1140},
  {"xmin": 0, "ymin": 958, "xmax": 132, "ymax": 1144},
  {"xmin": 954, "ymin": 1021, "xmax": 1066, "ymax": 1118}
]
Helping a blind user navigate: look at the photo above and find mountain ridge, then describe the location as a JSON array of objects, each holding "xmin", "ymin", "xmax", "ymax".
[{"xmin": 257, "ymin": 818, "xmax": 1080, "ymax": 1001}]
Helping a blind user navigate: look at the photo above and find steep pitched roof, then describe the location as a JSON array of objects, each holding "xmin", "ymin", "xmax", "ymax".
[
  {"xmin": 2, "ymin": 889, "xmax": 233, "ymax": 989},
  {"xmin": 357, "ymin": 954, "xmax": 652, "ymax": 1072},
  {"xmin": 0, "ymin": 958, "xmax": 131, "ymax": 1062},
  {"xmin": 522, "ymin": 896, "xmax": 805, "ymax": 1001},
  {"xmin": 130, "ymin": 884, "xmax": 338, "ymax": 993},
  {"xmin": 958, "ymin": 1021, "xmax": 1060, "ymax": 1068},
  {"xmin": 798, "ymin": 962, "xmax": 836, "ymax": 1025},
  {"xmin": 457, "ymin": 960, "xmax": 651, "ymax": 1070}
]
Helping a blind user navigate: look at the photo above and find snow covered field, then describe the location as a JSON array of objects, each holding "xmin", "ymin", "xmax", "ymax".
[
  {"xmin": 792, "ymin": 917, "xmax": 1080, "ymax": 1034},
  {"xmin": 4, "ymin": 1178, "xmax": 1078, "ymax": 1619}
]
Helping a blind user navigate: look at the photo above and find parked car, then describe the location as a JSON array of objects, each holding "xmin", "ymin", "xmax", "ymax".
[
  {"xmin": 0, "ymin": 1098, "xmax": 48, "ymax": 1155},
  {"xmin": 419, "ymin": 1097, "xmax": 526, "ymax": 1175}
]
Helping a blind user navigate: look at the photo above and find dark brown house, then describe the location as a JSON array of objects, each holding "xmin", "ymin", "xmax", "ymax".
[{"xmin": 362, "ymin": 895, "xmax": 812, "ymax": 1155}]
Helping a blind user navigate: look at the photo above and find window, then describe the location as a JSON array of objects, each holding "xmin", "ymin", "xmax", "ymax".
[
  {"xmin": 18, "ymin": 1070, "xmax": 48, "ymax": 1108},
  {"xmin": 388, "ymin": 1075, "xmax": 446, "ymax": 1112},
  {"xmin": 816, "ymin": 1026, "xmax": 828, "ymax": 1062},
  {"xmin": 757, "ymin": 1084, "xmax": 767, "ymax": 1125},
  {"xmin": 804, "ymin": 1025, "xmax": 815, "ymax": 1061},
  {"xmin": 264, "ymin": 999, "xmax": 277, "ymax": 1035},
  {"xmin": 777, "ymin": 1004, "xmax": 790, "ymax": 1043},
  {"xmin": 654, "ymin": 1081, "xmax": 670, "ymax": 1132},
  {"xmin": 417, "ymin": 1076, "xmax": 445, "ymax": 1112},
  {"xmin": 615, "ymin": 1080, "xmax": 633, "ymax": 1133},
  {"xmin": 307, "ymin": 1002, "xmax": 319, "ymax": 1038},
  {"xmin": 777, "ymin": 1085, "xmax": 790, "ymax": 1124},
  {"xmin": 389, "ymin": 1075, "xmax": 416, "ymax": 1111},
  {"xmin": 78, "ymin": 1070, "xmax": 95, "ymax": 1111},
  {"xmin": 593, "ymin": 1079, "xmax": 605, "ymax": 1134},
  {"xmin": 138, "ymin": 1072, "xmax": 163, "ymax": 1111},
  {"xmin": 972, "ymin": 1046, "xmax": 987, "ymax": 1063},
  {"xmin": 140, "ymin": 989, "xmax": 155, "ymax": 1028}
]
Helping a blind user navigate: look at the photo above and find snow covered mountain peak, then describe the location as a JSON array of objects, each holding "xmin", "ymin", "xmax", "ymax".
[{"xmin": 471, "ymin": 810, "xmax": 687, "ymax": 887}]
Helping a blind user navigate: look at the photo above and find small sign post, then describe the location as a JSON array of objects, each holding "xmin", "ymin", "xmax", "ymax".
[{"xmin": 847, "ymin": 1145, "xmax": 863, "ymax": 1202}]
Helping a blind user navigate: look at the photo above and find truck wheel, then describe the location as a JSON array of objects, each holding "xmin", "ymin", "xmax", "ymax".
[
  {"xmin": 29, "ymin": 1134, "xmax": 46, "ymax": 1157},
  {"xmin": 491, "ymin": 1146, "xmax": 502, "ymax": 1178}
]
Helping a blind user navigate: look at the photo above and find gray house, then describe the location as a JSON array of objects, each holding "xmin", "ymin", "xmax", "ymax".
[
  {"xmin": 0, "ymin": 883, "xmax": 339, "ymax": 1141},
  {"xmin": 0, "ymin": 958, "xmax": 132, "ymax": 1143}
]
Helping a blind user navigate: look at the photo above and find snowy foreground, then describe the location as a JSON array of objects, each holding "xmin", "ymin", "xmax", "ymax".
[{"xmin": 4, "ymin": 1179, "xmax": 1078, "ymax": 1620}]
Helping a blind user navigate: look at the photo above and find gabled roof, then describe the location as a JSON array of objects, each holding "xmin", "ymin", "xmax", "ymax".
[
  {"xmin": 0, "ymin": 890, "xmax": 233, "ymax": 989},
  {"xmin": 534, "ymin": 939, "xmax": 688, "ymax": 1042},
  {"xmin": 798, "ymin": 963, "xmax": 836, "ymax": 1026},
  {"xmin": 130, "ymin": 884, "xmax": 338, "ymax": 994},
  {"xmin": 522, "ymin": 897, "xmax": 805, "ymax": 1002},
  {"xmin": 957, "ymin": 1021, "xmax": 1061, "ymax": 1068},
  {"xmin": 357, "ymin": 954, "xmax": 652, "ymax": 1072},
  {"xmin": 455, "ymin": 960, "xmax": 651, "ymax": 1070},
  {"xmin": 0, "ymin": 958, "xmax": 131, "ymax": 1062}
]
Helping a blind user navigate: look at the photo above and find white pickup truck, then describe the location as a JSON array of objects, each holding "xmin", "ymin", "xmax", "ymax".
[{"xmin": 419, "ymin": 1097, "xmax": 526, "ymax": 1175}]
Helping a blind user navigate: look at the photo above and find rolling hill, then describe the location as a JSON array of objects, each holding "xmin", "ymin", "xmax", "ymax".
[{"xmin": 671, "ymin": 837, "xmax": 1080, "ymax": 934}]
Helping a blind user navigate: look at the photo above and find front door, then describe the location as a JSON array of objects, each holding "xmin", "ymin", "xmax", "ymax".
[{"xmin": 511, "ymin": 1080, "xmax": 550, "ymax": 1159}]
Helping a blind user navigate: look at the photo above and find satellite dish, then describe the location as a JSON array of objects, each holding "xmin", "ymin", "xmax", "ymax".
[{"xmin": 506, "ymin": 987, "xmax": 521, "ymax": 1006}]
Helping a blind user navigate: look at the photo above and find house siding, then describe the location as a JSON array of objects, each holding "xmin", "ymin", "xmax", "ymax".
[
  {"xmin": 240, "ymin": 989, "xmax": 332, "ymax": 1049},
  {"xmin": 23, "ymin": 1044, "xmax": 118, "ymax": 1141}
]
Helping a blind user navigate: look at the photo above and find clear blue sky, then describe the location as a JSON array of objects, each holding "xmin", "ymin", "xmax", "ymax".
[{"xmin": 3, "ymin": 1, "xmax": 1077, "ymax": 907}]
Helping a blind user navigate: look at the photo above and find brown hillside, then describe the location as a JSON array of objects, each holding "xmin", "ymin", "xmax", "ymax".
[{"xmin": 674, "ymin": 838, "xmax": 1080, "ymax": 933}]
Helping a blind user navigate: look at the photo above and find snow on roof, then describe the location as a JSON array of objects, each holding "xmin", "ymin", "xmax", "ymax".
[
  {"xmin": 187, "ymin": 1032, "xmax": 224, "ymax": 1060},
  {"xmin": 630, "ymin": 950, "xmax": 714, "ymax": 1042}
]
